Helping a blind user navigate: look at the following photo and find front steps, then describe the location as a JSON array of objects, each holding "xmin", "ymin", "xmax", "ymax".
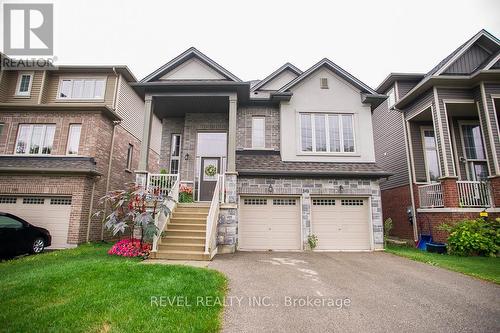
[{"xmin": 155, "ymin": 203, "xmax": 210, "ymax": 260}]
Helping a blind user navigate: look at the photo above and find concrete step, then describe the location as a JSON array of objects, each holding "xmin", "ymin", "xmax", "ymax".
[
  {"xmin": 168, "ymin": 223, "xmax": 206, "ymax": 231},
  {"xmin": 174, "ymin": 208, "xmax": 210, "ymax": 214},
  {"xmin": 158, "ymin": 243, "xmax": 205, "ymax": 252},
  {"xmin": 167, "ymin": 230, "xmax": 206, "ymax": 237},
  {"xmin": 156, "ymin": 250, "xmax": 209, "ymax": 261},
  {"xmin": 169, "ymin": 217, "xmax": 207, "ymax": 224},
  {"xmin": 172, "ymin": 211, "xmax": 209, "ymax": 218},
  {"xmin": 177, "ymin": 203, "xmax": 210, "ymax": 208},
  {"xmin": 162, "ymin": 235, "xmax": 206, "ymax": 245}
]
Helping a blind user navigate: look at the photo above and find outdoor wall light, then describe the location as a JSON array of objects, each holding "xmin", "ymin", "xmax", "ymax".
[
  {"xmin": 268, "ymin": 184, "xmax": 274, "ymax": 193},
  {"xmin": 184, "ymin": 153, "xmax": 190, "ymax": 160},
  {"xmin": 339, "ymin": 185, "xmax": 344, "ymax": 193}
]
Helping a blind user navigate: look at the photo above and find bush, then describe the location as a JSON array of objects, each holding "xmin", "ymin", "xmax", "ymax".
[
  {"xmin": 439, "ymin": 218, "xmax": 500, "ymax": 257},
  {"xmin": 108, "ymin": 238, "xmax": 151, "ymax": 258},
  {"xmin": 179, "ymin": 184, "xmax": 194, "ymax": 203}
]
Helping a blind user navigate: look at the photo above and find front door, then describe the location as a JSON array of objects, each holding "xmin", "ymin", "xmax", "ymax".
[{"xmin": 199, "ymin": 157, "xmax": 221, "ymax": 201}]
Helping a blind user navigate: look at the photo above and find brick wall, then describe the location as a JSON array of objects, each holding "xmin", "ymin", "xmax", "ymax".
[
  {"xmin": 380, "ymin": 184, "xmax": 414, "ymax": 240},
  {"xmin": 236, "ymin": 106, "xmax": 280, "ymax": 150},
  {"xmin": 159, "ymin": 117, "xmax": 185, "ymax": 171}
]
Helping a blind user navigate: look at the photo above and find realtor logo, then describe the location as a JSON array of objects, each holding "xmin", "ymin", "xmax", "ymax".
[{"xmin": 3, "ymin": 3, "xmax": 53, "ymax": 55}]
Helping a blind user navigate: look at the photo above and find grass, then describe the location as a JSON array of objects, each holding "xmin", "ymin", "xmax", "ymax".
[
  {"xmin": 0, "ymin": 243, "xmax": 226, "ymax": 333},
  {"xmin": 386, "ymin": 243, "xmax": 500, "ymax": 284}
]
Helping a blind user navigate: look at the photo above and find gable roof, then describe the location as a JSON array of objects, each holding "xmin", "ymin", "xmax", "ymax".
[
  {"xmin": 251, "ymin": 63, "xmax": 302, "ymax": 91},
  {"xmin": 395, "ymin": 29, "xmax": 500, "ymax": 109},
  {"xmin": 141, "ymin": 47, "xmax": 242, "ymax": 83},
  {"xmin": 278, "ymin": 58, "xmax": 377, "ymax": 95}
]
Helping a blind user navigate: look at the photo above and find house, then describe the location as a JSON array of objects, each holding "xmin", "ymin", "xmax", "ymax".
[
  {"xmin": 0, "ymin": 58, "xmax": 162, "ymax": 248},
  {"xmin": 132, "ymin": 47, "xmax": 390, "ymax": 259},
  {"xmin": 372, "ymin": 29, "xmax": 500, "ymax": 243}
]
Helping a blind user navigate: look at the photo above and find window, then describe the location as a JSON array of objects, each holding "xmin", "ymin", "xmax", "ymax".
[
  {"xmin": 320, "ymin": 78, "xmax": 329, "ymax": 89},
  {"xmin": 273, "ymin": 199, "xmax": 296, "ymax": 205},
  {"xmin": 421, "ymin": 128, "xmax": 440, "ymax": 182},
  {"xmin": 0, "ymin": 123, "xmax": 4, "ymax": 137},
  {"xmin": 66, "ymin": 124, "xmax": 82, "ymax": 155},
  {"xmin": 15, "ymin": 124, "xmax": 55, "ymax": 155},
  {"xmin": 461, "ymin": 123, "xmax": 488, "ymax": 180},
  {"xmin": 0, "ymin": 216, "xmax": 23, "ymax": 229},
  {"xmin": 126, "ymin": 144, "xmax": 133, "ymax": 170},
  {"xmin": 300, "ymin": 113, "xmax": 355, "ymax": 153},
  {"xmin": 313, "ymin": 199, "xmax": 336, "ymax": 205},
  {"xmin": 58, "ymin": 78, "xmax": 106, "ymax": 100},
  {"xmin": 23, "ymin": 197, "xmax": 45, "ymax": 204},
  {"xmin": 341, "ymin": 199, "xmax": 364, "ymax": 206},
  {"xmin": 169, "ymin": 134, "xmax": 181, "ymax": 174},
  {"xmin": 0, "ymin": 197, "xmax": 16, "ymax": 204},
  {"xmin": 50, "ymin": 197, "xmax": 72, "ymax": 205},
  {"xmin": 15, "ymin": 73, "xmax": 33, "ymax": 96},
  {"xmin": 387, "ymin": 87, "xmax": 396, "ymax": 108},
  {"xmin": 243, "ymin": 198, "xmax": 267, "ymax": 205},
  {"xmin": 252, "ymin": 117, "xmax": 265, "ymax": 148}
]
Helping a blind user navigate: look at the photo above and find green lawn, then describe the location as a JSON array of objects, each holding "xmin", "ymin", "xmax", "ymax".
[
  {"xmin": 0, "ymin": 243, "xmax": 226, "ymax": 333},
  {"xmin": 386, "ymin": 244, "xmax": 500, "ymax": 284}
]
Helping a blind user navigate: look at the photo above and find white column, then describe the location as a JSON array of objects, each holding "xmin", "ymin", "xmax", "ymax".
[
  {"xmin": 138, "ymin": 94, "xmax": 154, "ymax": 172},
  {"xmin": 227, "ymin": 94, "xmax": 237, "ymax": 172}
]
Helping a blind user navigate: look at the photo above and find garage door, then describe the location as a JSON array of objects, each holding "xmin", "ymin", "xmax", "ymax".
[
  {"xmin": 239, "ymin": 197, "xmax": 301, "ymax": 251},
  {"xmin": 0, "ymin": 196, "xmax": 72, "ymax": 248},
  {"xmin": 312, "ymin": 198, "xmax": 371, "ymax": 251}
]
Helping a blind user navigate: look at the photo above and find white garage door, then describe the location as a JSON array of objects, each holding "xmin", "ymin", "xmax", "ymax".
[
  {"xmin": 239, "ymin": 197, "xmax": 301, "ymax": 251},
  {"xmin": 312, "ymin": 198, "xmax": 371, "ymax": 251},
  {"xmin": 0, "ymin": 196, "xmax": 72, "ymax": 248}
]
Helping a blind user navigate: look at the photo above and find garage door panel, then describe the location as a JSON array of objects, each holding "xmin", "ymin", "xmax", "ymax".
[
  {"xmin": 0, "ymin": 196, "xmax": 71, "ymax": 248},
  {"xmin": 239, "ymin": 197, "xmax": 301, "ymax": 251},
  {"xmin": 312, "ymin": 197, "xmax": 371, "ymax": 251}
]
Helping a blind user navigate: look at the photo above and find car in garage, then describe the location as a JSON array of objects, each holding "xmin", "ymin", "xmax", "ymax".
[{"xmin": 0, "ymin": 212, "xmax": 52, "ymax": 257}]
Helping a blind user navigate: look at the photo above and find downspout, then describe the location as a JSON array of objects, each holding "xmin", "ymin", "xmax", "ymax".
[
  {"xmin": 100, "ymin": 70, "xmax": 121, "ymax": 240},
  {"xmin": 86, "ymin": 178, "xmax": 96, "ymax": 242}
]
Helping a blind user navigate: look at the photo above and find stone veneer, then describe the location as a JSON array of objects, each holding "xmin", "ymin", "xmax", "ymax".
[{"xmin": 216, "ymin": 176, "xmax": 384, "ymax": 252}]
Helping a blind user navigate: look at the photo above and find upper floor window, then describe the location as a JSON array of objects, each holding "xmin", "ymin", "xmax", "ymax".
[
  {"xmin": 170, "ymin": 134, "xmax": 181, "ymax": 174},
  {"xmin": 66, "ymin": 124, "xmax": 82, "ymax": 155},
  {"xmin": 58, "ymin": 78, "xmax": 106, "ymax": 100},
  {"xmin": 387, "ymin": 87, "xmax": 396, "ymax": 108},
  {"xmin": 421, "ymin": 127, "xmax": 440, "ymax": 182},
  {"xmin": 251, "ymin": 117, "xmax": 265, "ymax": 148},
  {"xmin": 16, "ymin": 73, "xmax": 33, "ymax": 97},
  {"xmin": 300, "ymin": 113, "xmax": 355, "ymax": 153},
  {"xmin": 320, "ymin": 78, "xmax": 329, "ymax": 89},
  {"xmin": 15, "ymin": 124, "xmax": 55, "ymax": 155}
]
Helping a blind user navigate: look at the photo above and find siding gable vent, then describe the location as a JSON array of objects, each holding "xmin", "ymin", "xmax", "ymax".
[{"xmin": 320, "ymin": 77, "xmax": 329, "ymax": 89}]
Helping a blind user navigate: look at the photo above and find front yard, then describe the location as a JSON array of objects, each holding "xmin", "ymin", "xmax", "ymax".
[
  {"xmin": 0, "ymin": 243, "xmax": 226, "ymax": 333},
  {"xmin": 386, "ymin": 244, "xmax": 500, "ymax": 284}
]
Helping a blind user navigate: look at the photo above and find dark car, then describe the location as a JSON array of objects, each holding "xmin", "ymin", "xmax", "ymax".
[{"xmin": 0, "ymin": 212, "xmax": 51, "ymax": 257}]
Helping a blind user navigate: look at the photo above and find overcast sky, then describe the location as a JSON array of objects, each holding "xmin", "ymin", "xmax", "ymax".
[{"xmin": 2, "ymin": 0, "xmax": 500, "ymax": 87}]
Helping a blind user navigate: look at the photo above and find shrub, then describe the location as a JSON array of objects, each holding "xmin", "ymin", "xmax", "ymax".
[
  {"xmin": 439, "ymin": 218, "xmax": 500, "ymax": 257},
  {"xmin": 307, "ymin": 234, "xmax": 318, "ymax": 250},
  {"xmin": 179, "ymin": 184, "xmax": 194, "ymax": 203},
  {"xmin": 384, "ymin": 218, "xmax": 393, "ymax": 247},
  {"xmin": 108, "ymin": 238, "xmax": 151, "ymax": 258}
]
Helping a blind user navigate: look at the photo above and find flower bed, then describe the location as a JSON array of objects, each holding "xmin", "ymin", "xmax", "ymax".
[{"xmin": 108, "ymin": 238, "xmax": 151, "ymax": 258}]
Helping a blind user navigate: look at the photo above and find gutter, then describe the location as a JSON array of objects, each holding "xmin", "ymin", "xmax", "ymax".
[
  {"xmin": 237, "ymin": 169, "xmax": 392, "ymax": 178},
  {"xmin": 0, "ymin": 167, "xmax": 101, "ymax": 175}
]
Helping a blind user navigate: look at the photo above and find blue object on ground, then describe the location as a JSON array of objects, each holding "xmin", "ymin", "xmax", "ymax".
[{"xmin": 417, "ymin": 235, "xmax": 432, "ymax": 250}]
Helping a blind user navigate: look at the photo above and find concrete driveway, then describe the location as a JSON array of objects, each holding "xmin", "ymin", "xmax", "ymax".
[{"xmin": 209, "ymin": 252, "xmax": 500, "ymax": 333}]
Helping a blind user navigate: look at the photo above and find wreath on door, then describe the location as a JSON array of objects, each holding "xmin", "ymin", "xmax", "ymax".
[{"xmin": 204, "ymin": 164, "xmax": 217, "ymax": 177}]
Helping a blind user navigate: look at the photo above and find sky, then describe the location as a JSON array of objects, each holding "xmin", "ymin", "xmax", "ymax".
[{"xmin": 1, "ymin": 0, "xmax": 500, "ymax": 88}]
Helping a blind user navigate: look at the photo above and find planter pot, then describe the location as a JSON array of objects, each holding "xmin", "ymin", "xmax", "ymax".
[{"xmin": 426, "ymin": 242, "xmax": 447, "ymax": 254}]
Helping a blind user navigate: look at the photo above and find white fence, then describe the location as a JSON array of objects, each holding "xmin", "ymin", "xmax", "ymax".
[
  {"xmin": 147, "ymin": 173, "xmax": 178, "ymax": 197},
  {"xmin": 457, "ymin": 181, "xmax": 491, "ymax": 207},
  {"xmin": 418, "ymin": 183, "xmax": 444, "ymax": 208}
]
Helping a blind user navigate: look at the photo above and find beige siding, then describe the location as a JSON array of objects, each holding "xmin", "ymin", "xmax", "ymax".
[
  {"xmin": 115, "ymin": 75, "xmax": 144, "ymax": 139},
  {"xmin": 43, "ymin": 72, "xmax": 117, "ymax": 106},
  {"xmin": 1, "ymin": 70, "xmax": 44, "ymax": 104}
]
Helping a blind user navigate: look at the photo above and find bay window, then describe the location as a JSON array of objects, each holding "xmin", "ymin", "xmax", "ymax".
[
  {"xmin": 15, "ymin": 124, "xmax": 55, "ymax": 155},
  {"xmin": 58, "ymin": 78, "xmax": 106, "ymax": 100},
  {"xmin": 300, "ymin": 113, "xmax": 355, "ymax": 153}
]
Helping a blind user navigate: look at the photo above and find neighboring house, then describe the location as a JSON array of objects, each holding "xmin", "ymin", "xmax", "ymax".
[
  {"xmin": 133, "ymin": 47, "xmax": 390, "ymax": 258},
  {"xmin": 372, "ymin": 29, "xmax": 500, "ymax": 243},
  {"xmin": 0, "ymin": 58, "xmax": 162, "ymax": 248}
]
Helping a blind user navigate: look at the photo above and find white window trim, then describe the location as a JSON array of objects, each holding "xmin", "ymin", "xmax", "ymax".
[
  {"xmin": 169, "ymin": 134, "xmax": 182, "ymax": 174},
  {"xmin": 298, "ymin": 112, "xmax": 357, "ymax": 155},
  {"xmin": 387, "ymin": 87, "xmax": 396, "ymax": 108},
  {"xmin": 66, "ymin": 124, "xmax": 82, "ymax": 155},
  {"xmin": 15, "ymin": 72, "xmax": 34, "ymax": 97},
  {"xmin": 15, "ymin": 124, "xmax": 55, "ymax": 155},
  {"xmin": 56, "ymin": 77, "xmax": 107, "ymax": 101},
  {"xmin": 251, "ymin": 116, "xmax": 266, "ymax": 149},
  {"xmin": 420, "ymin": 126, "xmax": 441, "ymax": 183},
  {"xmin": 458, "ymin": 120, "xmax": 488, "ymax": 181},
  {"xmin": 126, "ymin": 144, "xmax": 134, "ymax": 170}
]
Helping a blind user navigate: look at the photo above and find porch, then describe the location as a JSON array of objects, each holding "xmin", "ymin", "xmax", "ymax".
[{"xmin": 407, "ymin": 96, "xmax": 500, "ymax": 210}]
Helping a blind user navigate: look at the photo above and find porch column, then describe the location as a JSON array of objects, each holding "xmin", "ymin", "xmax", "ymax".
[
  {"xmin": 478, "ymin": 83, "xmax": 500, "ymax": 176},
  {"xmin": 440, "ymin": 177, "xmax": 459, "ymax": 207},
  {"xmin": 227, "ymin": 94, "xmax": 237, "ymax": 172},
  {"xmin": 136, "ymin": 94, "xmax": 154, "ymax": 185}
]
